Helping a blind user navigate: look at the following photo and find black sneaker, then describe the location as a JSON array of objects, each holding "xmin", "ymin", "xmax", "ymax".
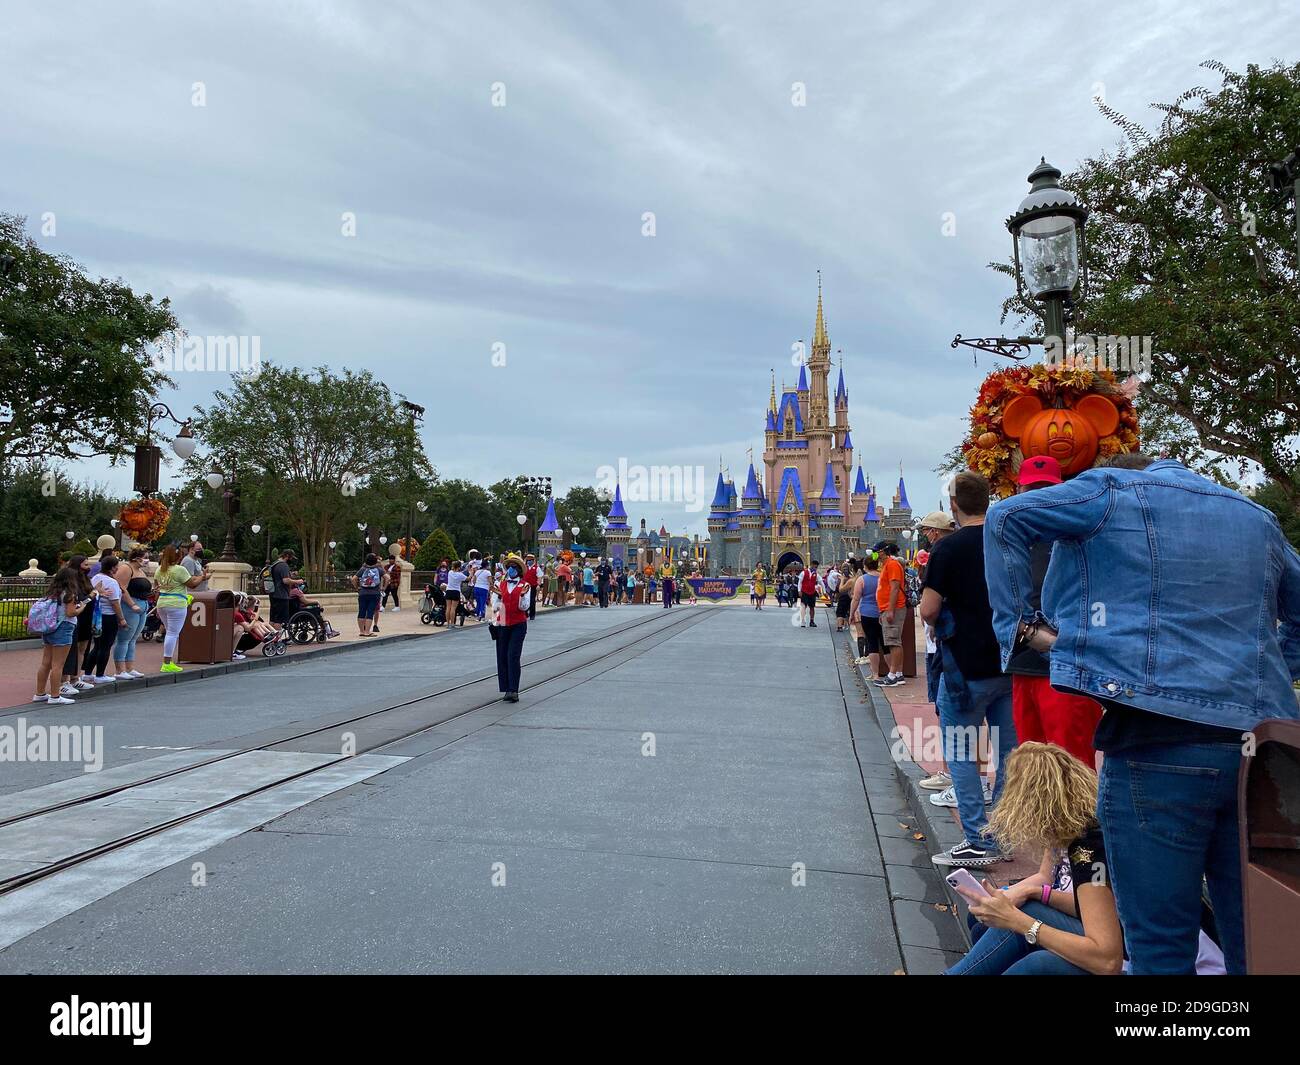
[{"xmin": 931, "ymin": 839, "xmax": 1000, "ymax": 868}]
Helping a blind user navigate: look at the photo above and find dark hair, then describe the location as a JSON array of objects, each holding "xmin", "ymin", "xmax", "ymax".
[
  {"xmin": 46, "ymin": 565, "xmax": 81, "ymax": 603},
  {"xmin": 1106, "ymin": 452, "xmax": 1156, "ymax": 470},
  {"xmin": 65, "ymin": 554, "xmax": 92, "ymax": 596},
  {"xmin": 951, "ymin": 471, "xmax": 991, "ymax": 517},
  {"xmin": 128, "ymin": 547, "xmax": 147, "ymax": 563},
  {"xmin": 365, "ymin": 553, "xmax": 378, "ymax": 565},
  {"xmin": 865, "ymin": 554, "xmax": 879, "ymax": 571},
  {"xmin": 99, "ymin": 547, "xmax": 115, "ymax": 559},
  {"xmin": 99, "ymin": 556, "xmax": 120, "ymax": 576},
  {"xmin": 811, "ymin": 559, "xmax": 819, "ymax": 567}
]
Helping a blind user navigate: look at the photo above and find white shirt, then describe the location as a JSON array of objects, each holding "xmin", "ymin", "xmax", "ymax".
[
  {"xmin": 826, "ymin": 569, "xmax": 842, "ymax": 594},
  {"xmin": 92, "ymin": 572, "xmax": 121, "ymax": 601},
  {"xmin": 446, "ymin": 570, "xmax": 467, "ymax": 593},
  {"xmin": 474, "ymin": 566, "xmax": 492, "ymax": 590}
]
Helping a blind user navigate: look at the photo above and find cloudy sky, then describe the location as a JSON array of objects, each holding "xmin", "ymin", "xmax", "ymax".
[{"xmin": 5, "ymin": 0, "xmax": 1293, "ymax": 535}]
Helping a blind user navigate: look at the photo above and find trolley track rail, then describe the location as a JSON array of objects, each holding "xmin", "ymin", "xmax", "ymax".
[{"xmin": 0, "ymin": 606, "xmax": 712, "ymax": 898}]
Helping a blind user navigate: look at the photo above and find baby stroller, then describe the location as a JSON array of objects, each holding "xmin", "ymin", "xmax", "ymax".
[
  {"xmin": 139, "ymin": 590, "xmax": 162, "ymax": 642},
  {"xmin": 419, "ymin": 583, "xmax": 446, "ymax": 626}
]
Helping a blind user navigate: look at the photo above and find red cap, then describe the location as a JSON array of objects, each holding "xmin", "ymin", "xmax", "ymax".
[{"xmin": 1018, "ymin": 455, "xmax": 1063, "ymax": 486}]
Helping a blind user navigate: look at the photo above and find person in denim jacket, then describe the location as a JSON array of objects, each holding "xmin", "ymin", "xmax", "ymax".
[{"xmin": 983, "ymin": 453, "xmax": 1300, "ymax": 974}]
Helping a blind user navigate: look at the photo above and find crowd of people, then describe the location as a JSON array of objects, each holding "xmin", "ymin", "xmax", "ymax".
[{"xmin": 807, "ymin": 452, "xmax": 1300, "ymax": 976}]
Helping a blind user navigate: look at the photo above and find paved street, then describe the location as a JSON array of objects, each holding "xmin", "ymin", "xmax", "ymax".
[{"xmin": 0, "ymin": 603, "xmax": 956, "ymax": 974}]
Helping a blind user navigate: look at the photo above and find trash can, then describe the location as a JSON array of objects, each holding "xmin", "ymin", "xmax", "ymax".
[
  {"xmin": 177, "ymin": 589, "xmax": 235, "ymax": 665},
  {"xmin": 1239, "ymin": 719, "xmax": 1300, "ymax": 974}
]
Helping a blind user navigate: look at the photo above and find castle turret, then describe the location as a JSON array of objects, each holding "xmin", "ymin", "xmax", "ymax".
[
  {"xmin": 602, "ymin": 484, "xmax": 631, "ymax": 570},
  {"xmin": 537, "ymin": 497, "xmax": 563, "ymax": 563},
  {"xmin": 805, "ymin": 276, "xmax": 834, "ymax": 506}
]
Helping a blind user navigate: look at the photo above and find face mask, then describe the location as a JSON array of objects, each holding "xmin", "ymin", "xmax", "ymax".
[{"xmin": 507, "ymin": 567, "xmax": 520, "ymax": 579}]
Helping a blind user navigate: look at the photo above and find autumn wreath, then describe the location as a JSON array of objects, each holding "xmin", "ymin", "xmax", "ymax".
[
  {"xmin": 118, "ymin": 497, "xmax": 171, "ymax": 544},
  {"xmin": 963, "ymin": 364, "xmax": 1140, "ymax": 498}
]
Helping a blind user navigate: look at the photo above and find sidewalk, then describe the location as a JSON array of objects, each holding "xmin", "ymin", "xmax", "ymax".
[
  {"xmin": 841, "ymin": 609, "xmax": 1040, "ymax": 950},
  {"xmin": 0, "ymin": 599, "xmax": 569, "ymax": 711}
]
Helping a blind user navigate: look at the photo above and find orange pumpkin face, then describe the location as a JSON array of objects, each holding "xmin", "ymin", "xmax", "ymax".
[{"xmin": 1002, "ymin": 394, "xmax": 1120, "ymax": 476}]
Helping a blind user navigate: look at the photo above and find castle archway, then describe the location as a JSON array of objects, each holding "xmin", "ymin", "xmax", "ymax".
[{"xmin": 776, "ymin": 550, "xmax": 804, "ymax": 573}]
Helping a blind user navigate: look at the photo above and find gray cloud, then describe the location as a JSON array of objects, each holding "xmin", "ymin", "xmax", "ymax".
[{"xmin": 2, "ymin": 0, "xmax": 1287, "ymax": 532}]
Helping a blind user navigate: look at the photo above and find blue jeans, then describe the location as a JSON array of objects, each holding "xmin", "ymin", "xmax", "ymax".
[
  {"xmin": 946, "ymin": 901, "xmax": 1090, "ymax": 975},
  {"xmin": 1099, "ymin": 741, "xmax": 1245, "ymax": 975},
  {"xmin": 474, "ymin": 586, "xmax": 489, "ymax": 618},
  {"xmin": 925, "ymin": 651, "xmax": 941, "ymax": 704},
  {"xmin": 113, "ymin": 603, "xmax": 147, "ymax": 664},
  {"xmin": 936, "ymin": 673, "xmax": 1017, "ymax": 845}
]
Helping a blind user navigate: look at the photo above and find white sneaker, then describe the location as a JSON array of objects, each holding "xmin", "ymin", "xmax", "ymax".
[
  {"xmin": 919, "ymin": 771, "xmax": 952, "ymax": 791},
  {"xmin": 929, "ymin": 781, "xmax": 995, "ymax": 808},
  {"xmin": 128, "ymin": 670, "xmax": 146, "ymax": 679},
  {"xmin": 93, "ymin": 675, "xmax": 117, "ymax": 685},
  {"xmin": 854, "ymin": 656, "xmax": 870, "ymax": 665},
  {"xmin": 60, "ymin": 684, "xmax": 79, "ymax": 697},
  {"xmin": 74, "ymin": 680, "xmax": 94, "ymax": 691},
  {"xmin": 46, "ymin": 696, "xmax": 75, "ymax": 705},
  {"xmin": 32, "ymin": 693, "xmax": 49, "ymax": 702},
  {"xmin": 391, "ymin": 606, "xmax": 400, "ymax": 613},
  {"xmin": 232, "ymin": 652, "xmax": 246, "ymax": 660}
]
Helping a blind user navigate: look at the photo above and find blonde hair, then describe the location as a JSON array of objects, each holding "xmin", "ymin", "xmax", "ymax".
[{"xmin": 987, "ymin": 742, "xmax": 1099, "ymax": 852}]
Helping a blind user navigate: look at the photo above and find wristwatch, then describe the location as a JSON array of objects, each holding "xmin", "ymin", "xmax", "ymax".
[{"xmin": 1025, "ymin": 919, "xmax": 1043, "ymax": 945}]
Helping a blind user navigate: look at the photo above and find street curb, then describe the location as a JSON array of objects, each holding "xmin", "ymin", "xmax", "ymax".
[
  {"xmin": 838, "ymin": 627, "xmax": 974, "ymax": 950},
  {"xmin": 0, "ymin": 604, "xmax": 580, "ymax": 715}
]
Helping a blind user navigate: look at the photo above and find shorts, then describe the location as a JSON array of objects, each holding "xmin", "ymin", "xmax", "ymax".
[
  {"xmin": 835, "ymin": 593, "xmax": 851, "ymax": 618},
  {"xmin": 445, "ymin": 590, "xmax": 461, "ymax": 601},
  {"xmin": 800, "ymin": 592, "xmax": 817, "ymax": 608},
  {"xmin": 879, "ymin": 607, "xmax": 904, "ymax": 648},
  {"xmin": 358, "ymin": 593, "xmax": 381, "ymax": 620},
  {"xmin": 858, "ymin": 616, "xmax": 885, "ymax": 655},
  {"xmin": 270, "ymin": 597, "xmax": 292, "ymax": 624},
  {"xmin": 42, "ymin": 619, "xmax": 75, "ymax": 647}
]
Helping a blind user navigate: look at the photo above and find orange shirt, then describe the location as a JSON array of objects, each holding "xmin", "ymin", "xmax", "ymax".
[{"xmin": 876, "ymin": 556, "xmax": 906, "ymax": 611}]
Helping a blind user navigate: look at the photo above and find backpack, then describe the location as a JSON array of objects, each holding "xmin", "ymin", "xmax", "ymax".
[
  {"xmin": 261, "ymin": 564, "xmax": 275, "ymax": 593},
  {"xmin": 359, "ymin": 566, "xmax": 382, "ymax": 589},
  {"xmin": 904, "ymin": 565, "xmax": 922, "ymax": 608},
  {"xmin": 26, "ymin": 596, "xmax": 64, "ymax": 635}
]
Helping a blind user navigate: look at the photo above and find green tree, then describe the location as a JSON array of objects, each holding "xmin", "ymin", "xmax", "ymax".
[
  {"xmin": 1252, "ymin": 473, "xmax": 1300, "ymax": 551},
  {"xmin": 0, "ymin": 462, "xmax": 124, "ymax": 572},
  {"xmin": 556, "ymin": 486, "xmax": 605, "ymax": 547},
  {"xmin": 424, "ymin": 479, "xmax": 512, "ymax": 556},
  {"xmin": 0, "ymin": 214, "xmax": 179, "ymax": 463},
  {"xmin": 188, "ymin": 365, "xmax": 434, "ymax": 579},
  {"xmin": 990, "ymin": 60, "xmax": 1300, "ymax": 502},
  {"xmin": 413, "ymin": 527, "xmax": 457, "ymax": 570}
]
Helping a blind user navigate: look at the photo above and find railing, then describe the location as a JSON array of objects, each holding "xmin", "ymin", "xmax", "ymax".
[
  {"xmin": 0, "ymin": 576, "xmax": 46, "ymax": 640},
  {"xmin": 239, "ymin": 570, "xmax": 360, "ymax": 596}
]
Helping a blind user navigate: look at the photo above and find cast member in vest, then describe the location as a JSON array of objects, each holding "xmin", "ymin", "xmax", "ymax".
[
  {"xmin": 523, "ymin": 554, "xmax": 540, "ymax": 620},
  {"xmin": 660, "ymin": 559, "xmax": 675, "ymax": 609},
  {"xmin": 491, "ymin": 553, "xmax": 531, "ymax": 703}
]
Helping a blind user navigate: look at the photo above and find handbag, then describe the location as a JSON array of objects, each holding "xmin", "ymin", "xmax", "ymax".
[{"xmin": 487, "ymin": 622, "xmax": 499, "ymax": 641}]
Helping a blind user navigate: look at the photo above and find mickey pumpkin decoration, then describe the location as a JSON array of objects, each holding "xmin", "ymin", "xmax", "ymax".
[
  {"xmin": 962, "ymin": 364, "xmax": 1140, "ymax": 497},
  {"xmin": 1000, "ymin": 393, "xmax": 1119, "ymax": 477}
]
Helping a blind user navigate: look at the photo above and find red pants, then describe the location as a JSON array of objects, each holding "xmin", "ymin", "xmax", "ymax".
[{"xmin": 1012, "ymin": 674, "xmax": 1102, "ymax": 768}]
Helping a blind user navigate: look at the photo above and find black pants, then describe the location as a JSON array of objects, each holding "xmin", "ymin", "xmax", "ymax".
[
  {"xmin": 527, "ymin": 584, "xmax": 537, "ymax": 620},
  {"xmin": 90, "ymin": 613, "xmax": 120, "ymax": 677},
  {"xmin": 382, "ymin": 586, "xmax": 399, "ymax": 608},
  {"xmin": 495, "ymin": 621, "xmax": 526, "ymax": 693},
  {"xmin": 662, "ymin": 578, "xmax": 673, "ymax": 608},
  {"xmin": 598, "ymin": 582, "xmax": 609, "ymax": 607}
]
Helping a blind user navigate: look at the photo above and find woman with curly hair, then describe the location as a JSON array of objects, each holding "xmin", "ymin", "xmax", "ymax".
[{"xmin": 945, "ymin": 742, "xmax": 1124, "ymax": 975}]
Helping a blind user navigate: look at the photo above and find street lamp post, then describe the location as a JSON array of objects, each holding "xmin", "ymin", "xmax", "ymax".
[
  {"xmin": 205, "ymin": 463, "xmax": 241, "ymax": 562},
  {"xmin": 517, "ymin": 512, "xmax": 528, "ymax": 552},
  {"xmin": 400, "ymin": 400, "xmax": 425, "ymax": 561},
  {"xmin": 135, "ymin": 402, "xmax": 196, "ymax": 498},
  {"xmin": 951, "ymin": 157, "xmax": 1089, "ymax": 363},
  {"xmin": 1006, "ymin": 158, "xmax": 1088, "ymax": 346},
  {"xmin": 1270, "ymin": 148, "xmax": 1300, "ymax": 262}
]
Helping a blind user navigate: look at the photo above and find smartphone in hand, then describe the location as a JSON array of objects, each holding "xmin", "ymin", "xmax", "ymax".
[{"xmin": 945, "ymin": 868, "xmax": 992, "ymax": 902}]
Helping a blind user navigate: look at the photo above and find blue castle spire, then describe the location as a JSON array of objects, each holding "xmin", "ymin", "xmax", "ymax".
[
  {"xmin": 835, "ymin": 364, "xmax": 847, "ymax": 401},
  {"xmin": 710, "ymin": 471, "xmax": 729, "ymax": 510},
  {"xmin": 897, "ymin": 475, "xmax": 910, "ymax": 510},
  {"xmin": 606, "ymin": 483, "xmax": 628, "ymax": 528},
  {"xmin": 539, "ymin": 497, "xmax": 560, "ymax": 533},
  {"xmin": 797, "ymin": 363, "xmax": 808, "ymax": 391},
  {"xmin": 853, "ymin": 466, "xmax": 868, "ymax": 495}
]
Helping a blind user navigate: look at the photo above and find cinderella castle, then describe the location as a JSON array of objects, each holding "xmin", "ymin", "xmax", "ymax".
[
  {"xmin": 702, "ymin": 278, "xmax": 915, "ymax": 575},
  {"xmin": 532, "ymin": 279, "xmax": 915, "ymax": 577}
]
